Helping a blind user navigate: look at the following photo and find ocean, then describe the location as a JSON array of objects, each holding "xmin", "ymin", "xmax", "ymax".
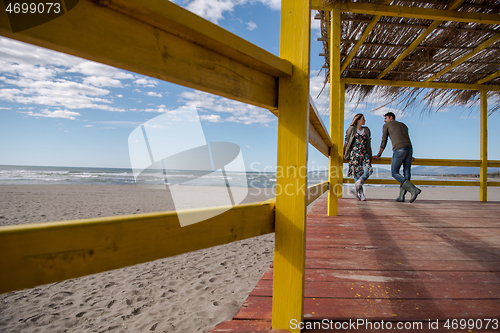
[
  {"xmin": 0, "ymin": 165, "xmax": 472, "ymax": 187},
  {"xmin": 0, "ymin": 165, "xmax": 328, "ymax": 188}
]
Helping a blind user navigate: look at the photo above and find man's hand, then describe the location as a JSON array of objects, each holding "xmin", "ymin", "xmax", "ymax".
[
  {"xmin": 412, "ymin": 157, "xmax": 416, "ymax": 162},
  {"xmin": 373, "ymin": 155, "xmax": 380, "ymax": 160}
]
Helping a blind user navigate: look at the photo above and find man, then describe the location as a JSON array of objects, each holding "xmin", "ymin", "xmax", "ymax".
[{"xmin": 373, "ymin": 112, "xmax": 422, "ymax": 203}]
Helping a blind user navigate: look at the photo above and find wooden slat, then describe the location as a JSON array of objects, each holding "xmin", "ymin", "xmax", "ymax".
[
  {"xmin": 309, "ymin": 95, "xmax": 332, "ymax": 157},
  {"xmin": 358, "ymin": 157, "xmax": 500, "ymax": 167},
  {"xmin": 272, "ymin": 0, "xmax": 310, "ymax": 329},
  {"xmin": 342, "ymin": 78, "xmax": 500, "ymax": 91},
  {"xmin": 480, "ymin": 91, "xmax": 488, "ymax": 201},
  {"xmin": 311, "ymin": 1, "xmax": 500, "ymax": 25},
  {"xmin": 0, "ymin": 200, "xmax": 275, "ymax": 294},
  {"xmin": 477, "ymin": 69, "xmax": 500, "ymax": 84},
  {"xmin": 306, "ymin": 181, "xmax": 329, "ymax": 207},
  {"xmin": 343, "ymin": 178, "xmax": 500, "ymax": 187},
  {"xmin": 341, "ymin": 12, "xmax": 384, "ymax": 73},
  {"xmin": 376, "ymin": 0, "xmax": 465, "ymax": 80},
  {"xmin": 426, "ymin": 34, "xmax": 500, "ymax": 82},
  {"xmin": 309, "ymin": 122, "xmax": 330, "ymax": 157},
  {"xmin": 0, "ymin": 0, "xmax": 288, "ymax": 110},
  {"xmin": 328, "ymin": 7, "xmax": 342, "ymax": 217},
  {"xmin": 309, "ymin": 95, "xmax": 333, "ymax": 149}
]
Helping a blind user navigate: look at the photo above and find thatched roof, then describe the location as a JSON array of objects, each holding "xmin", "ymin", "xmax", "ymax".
[{"xmin": 316, "ymin": 0, "xmax": 500, "ymax": 114}]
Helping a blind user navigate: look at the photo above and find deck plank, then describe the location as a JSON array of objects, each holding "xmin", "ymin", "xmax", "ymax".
[{"xmin": 208, "ymin": 198, "xmax": 500, "ymax": 332}]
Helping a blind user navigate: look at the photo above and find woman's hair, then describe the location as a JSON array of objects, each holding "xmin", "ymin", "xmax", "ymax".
[{"xmin": 350, "ymin": 113, "xmax": 364, "ymax": 127}]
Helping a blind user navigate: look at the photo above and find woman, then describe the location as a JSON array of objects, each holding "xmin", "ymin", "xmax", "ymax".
[{"xmin": 343, "ymin": 113, "xmax": 373, "ymax": 201}]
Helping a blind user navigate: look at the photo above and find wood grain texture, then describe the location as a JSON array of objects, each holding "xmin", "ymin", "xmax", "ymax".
[
  {"xmin": 0, "ymin": 0, "xmax": 283, "ymax": 110},
  {"xmin": 0, "ymin": 200, "xmax": 275, "ymax": 293},
  {"xmin": 272, "ymin": 0, "xmax": 311, "ymax": 330}
]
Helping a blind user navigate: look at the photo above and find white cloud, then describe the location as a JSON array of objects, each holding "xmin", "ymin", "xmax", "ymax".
[
  {"xmin": 184, "ymin": 0, "xmax": 279, "ymax": 24},
  {"xmin": 117, "ymin": 94, "xmax": 123, "ymax": 98},
  {"xmin": 68, "ymin": 62, "xmax": 134, "ymax": 80},
  {"xmin": 0, "ymin": 37, "xmax": 140, "ymax": 113},
  {"xmin": 200, "ymin": 114, "xmax": 222, "ymax": 122},
  {"xmin": 20, "ymin": 109, "xmax": 81, "ymax": 120},
  {"xmin": 186, "ymin": 0, "xmax": 241, "ymax": 24},
  {"xmin": 82, "ymin": 76, "xmax": 124, "ymax": 88},
  {"xmin": 134, "ymin": 78, "xmax": 157, "ymax": 87},
  {"xmin": 246, "ymin": 21, "xmax": 257, "ymax": 30},
  {"xmin": 180, "ymin": 90, "xmax": 275, "ymax": 126},
  {"xmin": 146, "ymin": 91, "xmax": 163, "ymax": 97}
]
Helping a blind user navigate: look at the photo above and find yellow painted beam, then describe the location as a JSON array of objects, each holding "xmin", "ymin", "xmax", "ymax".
[
  {"xmin": 272, "ymin": 0, "xmax": 310, "ymax": 330},
  {"xmin": 426, "ymin": 34, "xmax": 500, "ymax": 82},
  {"xmin": 477, "ymin": 70, "xmax": 500, "ymax": 85},
  {"xmin": 341, "ymin": 14, "xmax": 382, "ymax": 73},
  {"xmin": 0, "ymin": 0, "xmax": 286, "ymax": 110},
  {"xmin": 376, "ymin": 0, "xmax": 464, "ymax": 80},
  {"xmin": 309, "ymin": 95, "xmax": 333, "ymax": 150},
  {"xmin": 480, "ymin": 90, "xmax": 488, "ymax": 201},
  {"xmin": 362, "ymin": 157, "xmax": 483, "ymax": 167},
  {"xmin": 489, "ymin": 160, "xmax": 500, "ymax": 168},
  {"xmin": 311, "ymin": 1, "xmax": 500, "ymax": 25},
  {"xmin": 344, "ymin": 178, "xmax": 500, "ymax": 187},
  {"xmin": 338, "ymin": 84, "xmax": 345, "ymax": 198},
  {"xmin": 309, "ymin": 122, "xmax": 330, "ymax": 157},
  {"xmin": 361, "ymin": 157, "xmax": 499, "ymax": 167},
  {"xmin": 342, "ymin": 78, "xmax": 500, "ymax": 91},
  {"xmin": 328, "ymin": 8, "xmax": 342, "ymax": 217},
  {"xmin": 306, "ymin": 181, "xmax": 329, "ymax": 206},
  {"xmin": 97, "ymin": 0, "xmax": 292, "ymax": 78},
  {"xmin": 0, "ymin": 201, "xmax": 275, "ymax": 294}
]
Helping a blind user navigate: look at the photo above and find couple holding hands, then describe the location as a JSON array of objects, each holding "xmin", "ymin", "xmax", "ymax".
[{"xmin": 343, "ymin": 112, "xmax": 422, "ymax": 202}]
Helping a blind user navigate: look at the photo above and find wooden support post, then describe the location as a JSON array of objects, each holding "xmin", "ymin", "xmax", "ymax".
[
  {"xmin": 272, "ymin": 0, "xmax": 310, "ymax": 330},
  {"xmin": 328, "ymin": 7, "xmax": 341, "ymax": 216},
  {"xmin": 480, "ymin": 90, "xmax": 488, "ymax": 202},
  {"xmin": 338, "ymin": 83, "xmax": 345, "ymax": 198}
]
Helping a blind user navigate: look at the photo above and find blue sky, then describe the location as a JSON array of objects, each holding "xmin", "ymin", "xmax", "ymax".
[{"xmin": 0, "ymin": 0, "xmax": 499, "ymax": 172}]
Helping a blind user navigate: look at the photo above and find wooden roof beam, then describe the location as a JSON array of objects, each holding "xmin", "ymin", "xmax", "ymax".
[
  {"xmin": 342, "ymin": 18, "xmax": 500, "ymax": 34},
  {"xmin": 477, "ymin": 70, "xmax": 500, "ymax": 85},
  {"xmin": 343, "ymin": 78, "xmax": 500, "ymax": 91},
  {"xmin": 426, "ymin": 34, "xmax": 500, "ymax": 82},
  {"xmin": 341, "ymin": 40, "xmax": 500, "ymax": 50},
  {"xmin": 340, "ymin": 0, "xmax": 390, "ymax": 73},
  {"xmin": 0, "ymin": 0, "xmax": 292, "ymax": 111},
  {"xmin": 311, "ymin": 1, "xmax": 500, "ymax": 25},
  {"xmin": 339, "ymin": 55, "xmax": 500, "ymax": 67},
  {"xmin": 376, "ymin": 0, "xmax": 464, "ymax": 80}
]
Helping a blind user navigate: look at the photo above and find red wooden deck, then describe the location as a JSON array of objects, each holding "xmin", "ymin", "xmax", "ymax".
[{"xmin": 208, "ymin": 197, "xmax": 500, "ymax": 332}]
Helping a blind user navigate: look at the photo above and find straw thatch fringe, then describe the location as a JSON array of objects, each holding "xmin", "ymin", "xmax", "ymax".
[{"xmin": 315, "ymin": 0, "xmax": 500, "ymax": 114}]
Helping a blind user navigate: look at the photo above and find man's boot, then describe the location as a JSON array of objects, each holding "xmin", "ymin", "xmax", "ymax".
[
  {"xmin": 395, "ymin": 186, "xmax": 407, "ymax": 202},
  {"xmin": 401, "ymin": 180, "xmax": 421, "ymax": 203}
]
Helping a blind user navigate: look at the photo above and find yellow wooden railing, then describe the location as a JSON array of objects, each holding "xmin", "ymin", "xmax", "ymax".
[{"xmin": 1, "ymin": 1, "xmax": 499, "ymax": 332}]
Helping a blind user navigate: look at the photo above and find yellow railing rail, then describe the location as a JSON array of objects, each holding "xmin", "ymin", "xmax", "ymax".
[
  {"xmin": 306, "ymin": 181, "xmax": 330, "ymax": 206},
  {"xmin": 0, "ymin": 200, "xmax": 275, "ymax": 294},
  {"xmin": 309, "ymin": 96, "xmax": 333, "ymax": 157},
  {"xmin": 353, "ymin": 157, "xmax": 500, "ymax": 167},
  {"xmin": 344, "ymin": 179, "xmax": 500, "ymax": 187}
]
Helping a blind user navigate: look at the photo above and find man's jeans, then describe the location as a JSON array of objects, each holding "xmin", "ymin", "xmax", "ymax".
[
  {"xmin": 354, "ymin": 164, "xmax": 373, "ymax": 183},
  {"xmin": 391, "ymin": 147, "xmax": 412, "ymax": 184}
]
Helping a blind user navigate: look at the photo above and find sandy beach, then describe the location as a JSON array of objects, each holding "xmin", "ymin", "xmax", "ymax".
[{"xmin": 0, "ymin": 184, "xmax": 499, "ymax": 332}]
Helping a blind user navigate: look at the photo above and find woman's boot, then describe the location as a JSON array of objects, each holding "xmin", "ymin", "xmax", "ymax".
[{"xmin": 359, "ymin": 186, "xmax": 366, "ymax": 201}]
